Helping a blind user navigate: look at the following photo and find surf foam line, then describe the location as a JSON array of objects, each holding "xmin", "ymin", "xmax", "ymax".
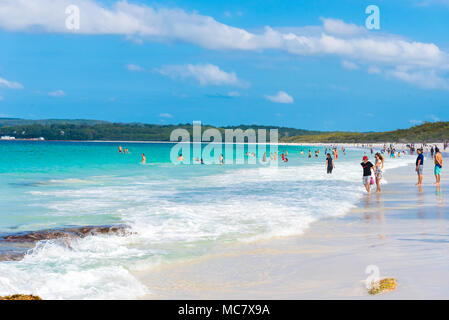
[{"xmin": 0, "ymin": 155, "xmax": 416, "ymax": 299}]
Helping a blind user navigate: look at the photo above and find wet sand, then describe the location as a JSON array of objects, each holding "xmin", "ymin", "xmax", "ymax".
[{"xmin": 136, "ymin": 161, "xmax": 449, "ymax": 299}]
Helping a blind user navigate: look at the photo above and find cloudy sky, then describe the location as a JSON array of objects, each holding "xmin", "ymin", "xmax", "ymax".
[{"xmin": 0, "ymin": 0, "xmax": 448, "ymax": 131}]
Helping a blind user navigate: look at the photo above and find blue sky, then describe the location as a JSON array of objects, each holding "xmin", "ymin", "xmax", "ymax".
[{"xmin": 0, "ymin": 0, "xmax": 448, "ymax": 131}]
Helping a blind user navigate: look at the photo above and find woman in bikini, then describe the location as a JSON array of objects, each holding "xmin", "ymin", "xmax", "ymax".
[{"xmin": 374, "ymin": 152, "xmax": 384, "ymax": 192}]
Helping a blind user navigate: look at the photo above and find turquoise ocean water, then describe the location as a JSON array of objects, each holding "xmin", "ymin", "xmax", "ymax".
[{"xmin": 0, "ymin": 141, "xmax": 414, "ymax": 299}]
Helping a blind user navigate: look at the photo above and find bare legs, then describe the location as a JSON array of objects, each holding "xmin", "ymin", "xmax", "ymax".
[
  {"xmin": 416, "ymin": 174, "xmax": 423, "ymax": 186},
  {"xmin": 364, "ymin": 182, "xmax": 371, "ymax": 194},
  {"xmin": 376, "ymin": 178, "xmax": 382, "ymax": 192},
  {"xmin": 435, "ymin": 173, "xmax": 441, "ymax": 185}
]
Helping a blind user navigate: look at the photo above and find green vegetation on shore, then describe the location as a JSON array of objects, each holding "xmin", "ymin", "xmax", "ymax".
[
  {"xmin": 0, "ymin": 118, "xmax": 447, "ymax": 143},
  {"xmin": 284, "ymin": 122, "xmax": 449, "ymax": 143},
  {"xmin": 0, "ymin": 119, "xmax": 321, "ymax": 141}
]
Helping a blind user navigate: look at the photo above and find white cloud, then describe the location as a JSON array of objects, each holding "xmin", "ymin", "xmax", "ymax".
[
  {"xmin": 321, "ymin": 18, "xmax": 364, "ymax": 36},
  {"xmin": 159, "ymin": 113, "xmax": 173, "ymax": 118},
  {"xmin": 341, "ymin": 60, "xmax": 359, "ymax": 70},
  {"xmin": 387, "ymin": 66, "xmax": 449, "ymax": 90},
  {"xmin": 48, "ymin": 89, "xmax": 66, "ymax": 97},
  {"xmin": 227, "ymin": 91, "xmax": 240, "ymax": 97},
  {"xmin": 205, "ymin": 91, "xmax": 241, "ymax": 98},
  {"xmin": 0, "ymin": 1, "xmax": 445, "ymax": 66},
  {"xmin": 157, "ymin": 63, "xmax": 243, "ymax": 86},
  {"xmin": 126, "ymin": 64, "xmax": 144, "ymax": 71},
  {"xmin": 0, "ymin": 77, "xmax": 23, "ymax": 89},
  {"xmin": 125, "ymin": 35, "xmax": 143, "ymax": 45},
  {"xmin": 409, "ymin": 119, "xmax": 423, "ymax": 125},
  {"xmin": 264, "ymin": 91, "xmax": 294, "ymax": 104},
  {"xmin": 0, "ymin": 1, "xmax": 448, "ymax": 89},
  {"xmin": 368, "ymin": 66, "xmax": 381, "ymax": 74},
  {"xmin": 428, "ymin": 114, "xmax": 441, "ymax": 122}
]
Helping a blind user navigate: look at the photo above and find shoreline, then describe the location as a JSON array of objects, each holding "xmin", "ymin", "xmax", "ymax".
[
  {"xmin": 1, "ymin": 139, "xmax": 446, "ymax": 150},
  {"xmin": 135, "ymin": 161, "xmax": 449, "ymax": 299}
]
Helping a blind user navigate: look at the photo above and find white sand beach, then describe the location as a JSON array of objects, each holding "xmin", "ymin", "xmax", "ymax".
[{"xmin": 136, "ymin": 158, "xmax": 449, "ymax": 299}]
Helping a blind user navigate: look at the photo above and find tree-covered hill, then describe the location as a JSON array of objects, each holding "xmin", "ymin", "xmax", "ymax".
[
  {"xmin": 0, "ymin": 120, "xmax": 322, "ymax": 141},
  {"xmin": 283, "ymin": 122, "xmax": 449, "ymax": 143},
  {"xmin": 1, "ymin": 119, "xmax": 447, "ymax": 143}
]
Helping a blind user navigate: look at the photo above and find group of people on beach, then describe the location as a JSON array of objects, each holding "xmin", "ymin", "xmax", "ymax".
[
  {"xmin": 360, "ymin": 144, "xmax": 444, "ymax": 194},
  {"xmin": 415, "ymin": 146, "xmax": 443, "ymax": 186},
  {"xmin": 131, "ymin": 142, "xmax": 444, "ymax": 194},
  {"xmin": 360, "ymin": 153, "xmax": 385, "ymax": 193}
]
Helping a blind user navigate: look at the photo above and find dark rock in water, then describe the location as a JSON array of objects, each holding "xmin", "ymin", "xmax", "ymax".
[
  {"xmin": 0, "ymin": 224, "xmax": 131, "ymax": 243},
  {"xmin": 0, "ymin": 224, "xmax": 131, "ymax": 262},
  {"xmin": 0, "ymin": 251, "xmax": 26, "ymax": 262}
]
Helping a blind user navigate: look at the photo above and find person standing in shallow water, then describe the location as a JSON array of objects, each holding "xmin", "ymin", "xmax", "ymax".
[
  {"xmin": 361, "ymin": 156, "xmax": 374, "ymax": 193},
  {"xmin": 141, "ymin": 153, "xmax": 146, "ymax": 164},
  {"xmin": 415, "ymin": 148, "xmax": 424, "ymax": 186},
  {"xmin": 434, "ymin": 147, "xmax": 443, "ymax": 185},
  {"xmin": 262, "ymin": 152, "xmax": 267, "ymax": 162},
  {"xmin": 374, "ymin": 152, "xmax": 384, "ymax": 192},
  {"xmin": 325, "ymin": 153, "xmax": 334, "ymax": 174}
]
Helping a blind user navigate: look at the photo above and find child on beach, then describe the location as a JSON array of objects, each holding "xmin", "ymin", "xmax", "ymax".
[{"xmin": 361, "ymin": 156, "xmax": 374, "ymax": 193}]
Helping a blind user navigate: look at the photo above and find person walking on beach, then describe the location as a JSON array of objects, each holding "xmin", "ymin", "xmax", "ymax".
[
  {"xmin": 415, "ymin": 148, "xmax": 424, "ymax": 186},
  {"xmin": 374, "ymin": 153, "xmax": 384, "ymax": 192},
  {"xmin": 326, "ymin": 153, "xmax": 335, "ymax": 174},
  {"xmin": 361, "ymin": 156, "xmax": 374, "ymax": 193},
  {"xmin": 434, "ymin": 147, "xmax": 443, "ymax": 185}
]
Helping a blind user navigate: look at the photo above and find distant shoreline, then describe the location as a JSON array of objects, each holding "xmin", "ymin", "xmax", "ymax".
[
  {"xmin": 1, "ymin": 138, "xmax": 443, "ymax": 145},
  {"xmin": 1, "ymin": 139, "xmax": 445, "ymax": 150}
]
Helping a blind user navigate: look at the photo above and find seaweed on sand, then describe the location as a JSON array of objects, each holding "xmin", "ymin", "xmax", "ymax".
[
  {"xmin": 0, "ymin": 294, "xmax": 42, "ymax": 300},
  {"xmin": 368, "ymin": 278, "xmax": 397, "ymax": 295}
]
